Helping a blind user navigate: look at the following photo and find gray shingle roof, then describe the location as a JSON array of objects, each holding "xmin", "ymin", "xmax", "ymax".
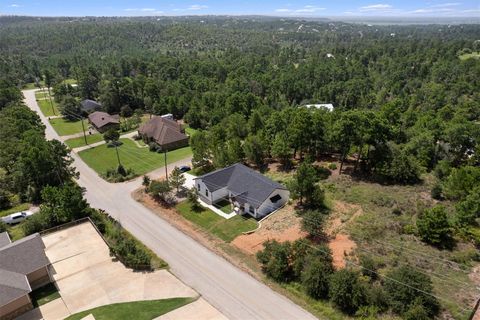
[
  {"xmin": 0, "ymin": 232, "xmax": 11, "ymax": 248},
  {"xmin": 0, "ymin": 233, "xmax": 49, "ymax": 275},
  {"xmin": 80, "ymin": 99, "xmax": 102, "ymax": 112},
  {"xmin": 195, "ymin": 163, "xmax": 287, "ymax": 209},
  {"xmin": 0, "ymin": 269, "xmax": 30, "ymax": 305}
]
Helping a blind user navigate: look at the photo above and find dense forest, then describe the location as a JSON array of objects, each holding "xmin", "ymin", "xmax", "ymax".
[{"xmin": 0, "ymin": 16, "xmax": 479, "ymax": 319}]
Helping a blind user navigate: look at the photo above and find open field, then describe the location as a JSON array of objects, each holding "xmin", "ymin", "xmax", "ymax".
[
  {"xmin": 79, "ymin": 138, "xmax": 192, "ymax": 177},
  {"xmin": 38, "ymin": 99, "xmax": 60, "ymax": 117},
  {"xmin": 49, "ymin": 118, "xmax": 86, "ymax": 136},
  {"xmin": 65, "ymin": 298, "xmax": 195, "ymax": 320},
  {"xmin": 176, "ymin": 200, "xmax": 258, "ymax": 242},
  {"xmin": 64, "ymin": 133, "xmax": 103, "ymax": 149},
  {"xmin": 322, "ymin": 174, "xmax": 479, "ymax": 319}
]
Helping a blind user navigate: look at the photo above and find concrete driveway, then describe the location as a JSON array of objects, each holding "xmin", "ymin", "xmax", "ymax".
[{"xmin": 20, "ymin": 222, "xmax": 199, "ymax": 320}]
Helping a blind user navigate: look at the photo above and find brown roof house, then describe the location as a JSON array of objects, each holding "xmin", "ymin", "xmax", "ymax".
[
  {"xmin": 138, "ymin": 116, "xmax": 189, "ymax": 151},
  {"xmin": 88, "ymin": 111, "xmax": 120, "ymax": 133},
  {"xmin": 0, "ymin": 232, "xmax": 52, "ymax": 320}
]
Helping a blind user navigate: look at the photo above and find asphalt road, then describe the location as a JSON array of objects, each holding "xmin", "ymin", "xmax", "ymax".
[{"xmin": 23, "ymin": 89, "xmax": 317, "ymax": 320}]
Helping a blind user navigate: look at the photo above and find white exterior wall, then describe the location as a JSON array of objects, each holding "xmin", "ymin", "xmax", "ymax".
[
  {"xmin": 256, "ymin": 189, "xmax": 290, "ymax": 218},
  {"xmin": 195, "ymin": 179, "xmax": 228, "ymax": 204}
]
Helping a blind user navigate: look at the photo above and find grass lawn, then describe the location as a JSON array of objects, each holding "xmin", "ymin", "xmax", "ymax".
[
  {"xmin": 185, "ymin": 126, "xmax": 198, "ymax": 136},
  {"xmin": 176, "ymin": 200, "xmax": 258, "ymax": 242},
  {"xmin": 0, "ymin": 203, "xmax": 30, "ymax": 218},
  {"xmin": 78, "ymin": 138, "xmax": 192, "ymax": 178},
  {"xmin": 35, "ymin": 91, "xmax": 49, "ymax": 100},
  {"xmin": 38, "ymin": 99, "xmax": 60, "ymax": 117},
  {"xmin": 65, "ymin": 133, "xmax": 103, "ymax": 149},
  {"xmin": 30, "ymin": 283, "xmax": 60, "ymax": 308},
  {"xmin": 49, "ymin": 118, "xmax": 86, "ymax": 136},
  {"xmin": 459, "ymin": 51, "xmax": 480, "ymax": 60},
  {"xmin": 65, "ymin": 297, "xmax": 195, "ymax": 320},
  {"xmin": 7, "ymin": 224, "xmax": 25, "ymax": 241},
  {"xmin": 22, "ymin": 81, "xmax": 45, "ymax": 90},
  {"xmin": 216, "ymin": 199, "xmax": 233, "ymax": 214}
]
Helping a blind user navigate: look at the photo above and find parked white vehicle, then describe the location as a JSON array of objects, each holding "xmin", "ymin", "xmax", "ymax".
[{"xmin": 1, "ymin": 210, "xmax": 34, "ymax": 225}]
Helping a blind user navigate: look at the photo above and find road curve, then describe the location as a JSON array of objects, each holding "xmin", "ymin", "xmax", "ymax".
[{"xmin": 23, "ymin": 89, "xmax": 317, "ymax": 320}]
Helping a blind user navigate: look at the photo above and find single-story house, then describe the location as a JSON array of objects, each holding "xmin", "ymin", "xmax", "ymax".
[
  {"xmin": 0, "ymin": 233, "xmax": 52, "ymax": 320},
  {"xmin": 304, "ymin": 103, "xmax": 334, "ymax": 112},
  {"xmin": 138, "ymin": 116, "xmax": 189, "ymax": 151},
  {"xmin": 88, "ymin": 111, "xmax": 120, "ymax": 133},
  {"xmin": 194, "ymin": 163, "xmax": 289, "ymax": 219},
  {"xmin": 80, "ymin": 99, "xmax": 102, "ymax": 114}
]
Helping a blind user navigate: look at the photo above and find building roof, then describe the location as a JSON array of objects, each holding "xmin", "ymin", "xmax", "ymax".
[
  {"xmin": 0, "ymin": 233, "xmax": 49, "ymax": 275},
  {"xmin": 139, "ymin": 116, "xmax": 188, "ymax": 146},
  {"xmin": 304, "ymin": 103, "xmax": 334, "ymax": 111},
  {"xmin": 80, "ymin": 99, "xmax": 102, "ymax": 112},
  {"xmin": 0, "ymin": 232, "xmax": 11, "ymax": 248},
  {"xmin": 88, "ymin": 111, "xmax": 120, "ymax": 129},
  {"xmin": 195, "ymin": 163, "xmax": 287, "ymax": 209},
  {"xmin": 0, "ymin": 233, "xmax": 49, "ymax": 306},
  {"xmin": 0, "ymin": 269, "xmax": 30, "ymax": 305}
]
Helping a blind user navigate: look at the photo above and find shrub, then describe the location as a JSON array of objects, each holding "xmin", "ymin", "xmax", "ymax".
[
  {"xmin": 416, "ymin": 205, "xmax": 454, "ymax": 248},
  {"xmin": 455, "ymin": 187, "xmax": 480, "ymax": 227},
  {"xmin": 148, "ymin": 180, "xmax": 173, "ymax": 203},
  {"xmin": 301, "ymin": 257, "xmax": 333, "ymax": 299},
  {"xmin": 0, "ymin": 220, "xmax": 7, "ymax": 233},
  {"xmin": 22, "ymin": 212, "xmax": 48, "ymax": 235},
  {"xmin": 187, "ymin": 188, "xmax": 202, "ymax": 211},
  {"xmin": 328, "ymin": 163, "xmax": 337, "ymax": 170},
  {"xmin": 0, "ymin": 189, "xmax": 11, "ymax": 210},
  {"xmin": 434, "ymin": 160, "xmax": 452, "ymax": 180},
  {"xmin": 359, "ymin": 255, "xmax": 377, "ymax": 280},
  {"xmin": 329, "ymin": 269, "xmax": 367, "ymax": 314},
  {"xmin": 149, "ymin": 142, "xmax": 159, "ymax": 152},
  {"xmin": 384, "ymin": 265, "xmax": 439, "ymax": 317},
  {"xmin": 256, "ymin": 240, "xmax": 293, "ymax": 282},
  {"xmin": 316, "ymin": 166, "xmax": 332, "ymax": 180},
  {"xmin": 300, "ymin": 210, "xmax": 326, "ymax": 238},
  {"xmin": 403, "ymin": 302, "xmax": 430, "ymax": 320},
  {"xmin": 120, "ymin": 105, "xmax": 133, "ymax": 117},
  {"xmin": 430, "ymin": 184, "xmax": 443, "ymax": 200}
]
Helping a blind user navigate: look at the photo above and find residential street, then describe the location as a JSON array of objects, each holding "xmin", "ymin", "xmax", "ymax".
[{"xmin": 23, "ymin": 89, "xmax": 317, "ymax": 320}]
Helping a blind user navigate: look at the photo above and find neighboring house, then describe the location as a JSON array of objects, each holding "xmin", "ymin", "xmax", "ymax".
[
  {"xmin": 304, "ymin": 103, "xmax": 334, "ymax": 112},
  {"xmin": 194, "ymin": 163, "xmax": 289, "ymax": 219},
  {"xmin": 0, "ymin": 233, "xmax": 52, "ymax": 320},
  {"xmin": 88, "ymin": 111, "xmax": 120, "ymax": 133},
  {"xmin": 80, "ymin": 99, "xmax": 102, "ymax": 114},
  {"xmin": 138, "ymin": 116, "xmax": 189, "ymax": 151}
]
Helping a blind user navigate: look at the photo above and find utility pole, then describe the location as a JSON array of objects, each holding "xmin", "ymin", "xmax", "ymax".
[
  {"xmin": 81, "ymin": 118, "xmax": 88, "ymax": 145},
  {"xmin": 164, "ymin": 150, "xmax": 168, "ymax": 181},
  {"xmin": 115, "ymin": 143, "xmax": 121, "ymax": 167}
]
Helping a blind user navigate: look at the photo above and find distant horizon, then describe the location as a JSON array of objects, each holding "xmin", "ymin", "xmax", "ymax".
[{"xmin": 1, "ymin": 1, "xmax": 479, "ymax": 19}]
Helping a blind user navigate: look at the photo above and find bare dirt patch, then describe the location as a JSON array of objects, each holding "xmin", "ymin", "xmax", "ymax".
[
  {"xmin": 325, "ymin": 201, "xmax": 363, "ymax": 269},
  {"xmin": 232, "ymin": 204, "xmax": 306, "ymax": 254}
]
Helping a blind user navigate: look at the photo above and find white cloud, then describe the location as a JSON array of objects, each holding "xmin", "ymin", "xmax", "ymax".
[
  {"xmin": 274, "ymin": 5, "xmax": 325, "ymax": 15},
  {"xmin": 359, "ymin": 4, "xmax": 393, "ymax": 12},
  {"xmin": 8, "ymin": 4, "xmax": 22, "ymax": 7},
  {"xmin": 187, "ymin": 4, "xmax": 208, "ymax": 11},
  {"xmin": 429, "ymin": 2, "xmax": 461, "ymax": 8}
]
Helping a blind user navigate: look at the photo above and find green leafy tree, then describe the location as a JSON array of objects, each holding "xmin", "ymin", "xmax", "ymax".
[
  {"xmin": 59, "ymin": 95, "xmax": 81, "ymax": 120},
  {"xmin": 300, "ymin": 210, "xmax": 326, "ymax": 238},
  {"xmin": 442, "ymin": 166, "xmax": 480, "ymax": 201},
  {"xmin": 169, "ymin": 167, "xmax": 186, "ymax": 193},
  {"xmin": 243, "ymin": 133, "xmax": 268, "ymax": 167},
  {"xmin": 289, "ymin": 162, "xmax": 322, "ymax": 206},
  {"xmin": 384, "ymin": 265, "xmax": 439, "ymax": 317},
  {"xmin": 455, "ymin": 186, "xmax": 480, "ymax": 227},
  {"xmin": 271, "ymin": 133, "xmax": 292, "ymax": 169},
  {"xmin": 148, "ymin": 180, "xmax": 172, "ymax": 203},
  {"xmin": 417, "ymin": 205, "xmax": 454, "ymax": 248},
  {"xmin": 301, "ymin": 255, "xmax": 333, "ymax": 299},
  {"xmin": 142, "ymin": 175, "xmax": 151, "ymax": 189},
  {"xmin": 329, "ymin": 269, "xmax": 367, "ymax": 314},
  {"xmin": 256, "ymin": 240, "xmax": 293, "ymax": 282}
]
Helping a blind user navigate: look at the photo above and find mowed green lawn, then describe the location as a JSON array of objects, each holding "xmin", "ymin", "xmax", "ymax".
[
  {"xmin": 79, "ymin": 138, "xmax": 192, "ymax": 177},
  {"xmin": 35, "ymin": 91, "xmax": 60, "ymax": 117},
  {"xmin": 65, "ymin": 133, "xmax": 103, "ymax": 149},
  {"xmin": 49, "ymin": 118, "xmax": 86, "ymax": 136},
  {"xmin": 65, "ymin": 298, "xmax": 195, "ymax": 320},
  {"xmin": 176, "ymin": 200, "xmax": 258, "ymax": 242}
]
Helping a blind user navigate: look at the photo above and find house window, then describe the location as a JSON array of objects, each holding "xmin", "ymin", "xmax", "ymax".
[
  {"xmin": 249, "ymin": 206, "xmax": 255, "ymax": 213},
  {"xmin": 197, "ymin": 184, "xmax": 200, "ymax": 191},
  {"xmin": 205, "ymin": 189, "xmax": 209, "ymax": 197},
  {"xmin": 270, "ymin": 194, "xmax": 282, "ymax": 203}
]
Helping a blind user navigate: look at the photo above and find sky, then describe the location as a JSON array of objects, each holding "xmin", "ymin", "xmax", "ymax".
[{"xmin": 1, "ymin": 0, "xmax": 479, "ymax": 17}]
